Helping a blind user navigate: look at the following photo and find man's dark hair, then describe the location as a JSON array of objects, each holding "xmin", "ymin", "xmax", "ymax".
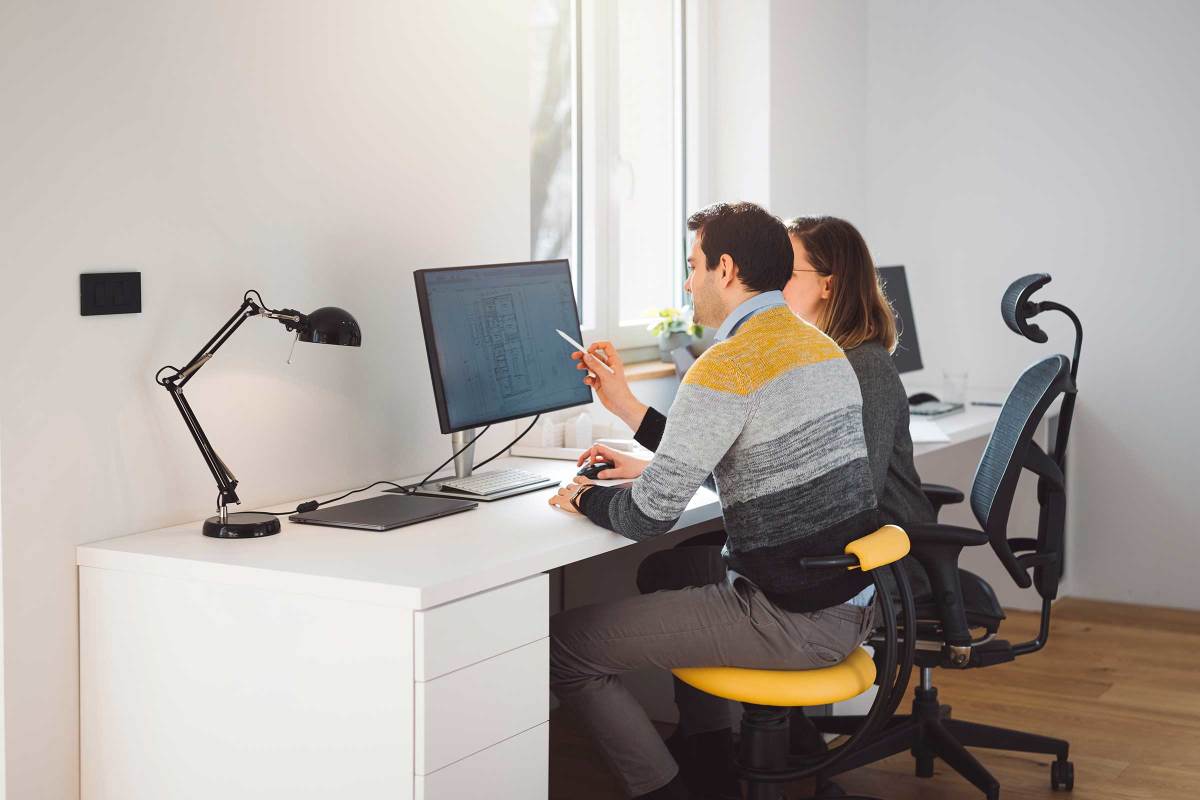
[{"xmin": 687, "ymin": 201, "xmax": 793, "ymax": 292}]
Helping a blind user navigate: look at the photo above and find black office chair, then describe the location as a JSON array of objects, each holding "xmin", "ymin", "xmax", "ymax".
[{"xmin": 809, "ymin": 274, "xmax": 1082, "ymax": 800}]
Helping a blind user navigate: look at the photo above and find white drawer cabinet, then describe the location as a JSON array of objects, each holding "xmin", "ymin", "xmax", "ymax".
[
  {"xmin": 413, "ymin": 575, "xmax": 551, "ymax": 777},
  {"xmin": 416, "ymin": 723, "xmax": 549, "ymax": 800},
  {"xmin": 415, "ymin": 638, "xmax": 550, "ymax": 773},
  {"xmin": 414, "ymin": 574, "xmax": 548, "ymax": 680}
]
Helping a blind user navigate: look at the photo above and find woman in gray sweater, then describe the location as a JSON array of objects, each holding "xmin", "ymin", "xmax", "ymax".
[{"xmin": 781, "ymin": 215, "xmax": 934, "ymax": 528}]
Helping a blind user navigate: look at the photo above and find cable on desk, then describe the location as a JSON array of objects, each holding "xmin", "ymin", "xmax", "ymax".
[
  {"xmin": 471, "ymin": 415, "xmax": 540, "ymax": 472},
  {"xmin": 256, "ymin": 415, "xmax": 540, "ymax": 516}
]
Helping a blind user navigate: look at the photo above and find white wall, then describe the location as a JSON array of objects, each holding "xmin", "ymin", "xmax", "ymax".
[
  {"xmin": 768, "ymin": 0, "xmax": 867, "ymax": 224},
  {"xmin": 701, "ymin": 0, "xmax": 773, "ymax": 206},
  {"xmin": 0, "ymin": 1, "xmax": 530, "ymax": 797},
  {"xmin": 704, "ymin": 0, "xmax": 870, "ymax": 239},
  {"xmin": 863, "ymin": 1, "xmax": 1200, "ymax": 608},
  {"xmin": 742, "ymin": 0, "xmax": 1200, "ymax": 610}
]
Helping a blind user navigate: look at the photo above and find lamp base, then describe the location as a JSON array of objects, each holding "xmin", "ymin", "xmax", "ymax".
[{"xmin": 203, "ymin": 512, "xmax": 282, "ymax": 539}]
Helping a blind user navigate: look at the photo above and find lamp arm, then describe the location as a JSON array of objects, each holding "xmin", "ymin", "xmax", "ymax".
[
  {"xmin": 158, "ymin": 295, "xmax": 295, "ymax": 513},
  {"xmin": 175, "ymin": 298, "xmax": 258, "ymax": 388},
  {"xmin": 167, "ymin": 383, "xmax": 241, "ymax": 508}
]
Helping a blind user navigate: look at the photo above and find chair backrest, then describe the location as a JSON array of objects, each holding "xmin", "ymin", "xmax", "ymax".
[{"xmin": 970, "ymin": 354, "xmax": 1076, "ymax": 594}]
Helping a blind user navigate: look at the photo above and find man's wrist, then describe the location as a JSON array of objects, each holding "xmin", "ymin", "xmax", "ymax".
[{"xmin": 616, "ymin": 399, "xmax": 648, "ymax": 432}]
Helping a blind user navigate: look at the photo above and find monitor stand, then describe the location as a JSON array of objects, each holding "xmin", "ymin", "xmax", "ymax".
[{"xmin": 389, "ymin": 428, "xmax": 558, "ymax": 502}]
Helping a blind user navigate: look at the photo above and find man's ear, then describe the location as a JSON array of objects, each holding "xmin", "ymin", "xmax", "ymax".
[{"xmin": 718, "ymin": 254, "xmax": 738, "ymax": 288}]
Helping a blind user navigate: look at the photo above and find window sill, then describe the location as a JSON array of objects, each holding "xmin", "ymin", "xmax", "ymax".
[{"xmin": 624, "ymin": 360, "xmax": 676, "ymax": 382}]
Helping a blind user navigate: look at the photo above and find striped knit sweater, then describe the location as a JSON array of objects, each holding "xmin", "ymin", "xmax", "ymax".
[{"xmin": 577, "ymin": 305, "xmax": 880, "ymax": 612}]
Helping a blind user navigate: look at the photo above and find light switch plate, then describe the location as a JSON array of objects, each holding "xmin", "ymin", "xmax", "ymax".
[{"xmin": 81, "ymin": 272, "xmax": 141, "ymax": 316}]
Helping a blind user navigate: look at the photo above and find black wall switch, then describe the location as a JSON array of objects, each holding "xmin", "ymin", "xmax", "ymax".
[{"xmin": 81, "ymin": 272, "xmax": 141, "ymax": 316}]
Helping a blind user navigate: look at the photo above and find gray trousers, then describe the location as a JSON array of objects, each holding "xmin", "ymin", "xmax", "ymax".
[{"xmin": 549, "ymin": 546, "xmax": 875, "ymax": 797}]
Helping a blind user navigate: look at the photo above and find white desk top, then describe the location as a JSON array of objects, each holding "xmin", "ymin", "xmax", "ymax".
[
  {"xmin": 911, "ymin": 403, "xmax": 1002, "ymax": 458},
  {"xmin": 78, "ymin": 402, "xmax": 1022, "ymax": 611},
  {"xmin": 77, "ymin": 457, "xmax": 721, "ymax": 611}
]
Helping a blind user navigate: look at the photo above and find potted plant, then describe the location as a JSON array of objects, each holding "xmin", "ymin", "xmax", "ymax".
[{"xmin": 647, "ymin": 307, "xmax": 702, "ymax": 363}]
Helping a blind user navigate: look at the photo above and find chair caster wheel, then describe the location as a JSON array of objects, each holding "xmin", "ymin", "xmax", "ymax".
[{"xmin": 1051, "ymin": 759, "xmax": 1074, "ymax": 791}]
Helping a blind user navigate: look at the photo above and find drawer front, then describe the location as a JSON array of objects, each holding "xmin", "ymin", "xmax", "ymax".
[
  {"xmin": 415, "ymin": 638, "xmax": 549, "ymax": 774},
  {"xmin": 415, "ymin": 573, "xmax": 548, "ymax": 681},
  {"xmin": 415, "ymin": 722, "xmax": 547, "ymax": 800}
]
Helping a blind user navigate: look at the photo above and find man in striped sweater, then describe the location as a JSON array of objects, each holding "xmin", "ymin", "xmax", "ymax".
[{"xmin": 548, "ymin": 202, "xmax": 879, "ymax": 800}]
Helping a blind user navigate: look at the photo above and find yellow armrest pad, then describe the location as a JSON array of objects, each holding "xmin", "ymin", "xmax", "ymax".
[{"xmin": 845, "ymin": 525, "xmax": 909, "ymax": 571}]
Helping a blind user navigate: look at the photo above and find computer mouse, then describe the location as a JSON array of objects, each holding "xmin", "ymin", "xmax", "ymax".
[
  {"xmin": 576, "ymin": 459, "xmax": 610, "ymax": 480},
  {"xmin": 908, "ymin": 391, "xmax": 940, "ymax": 406}
]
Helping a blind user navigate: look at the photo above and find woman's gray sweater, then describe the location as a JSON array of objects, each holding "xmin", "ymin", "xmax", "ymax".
[{"xmin": 841, "ymin": 342, "xmax": 935, "ymax": 527}]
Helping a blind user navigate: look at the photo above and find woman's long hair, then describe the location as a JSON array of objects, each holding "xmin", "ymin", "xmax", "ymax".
[{"xmin": 786, "ymin": 216, "xmax": 898, "ymax": 352}]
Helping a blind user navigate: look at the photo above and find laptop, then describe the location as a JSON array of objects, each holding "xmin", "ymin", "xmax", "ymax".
[{"xmin": 289, "ymin": 493, "xmax": 478, "ymax": 531}]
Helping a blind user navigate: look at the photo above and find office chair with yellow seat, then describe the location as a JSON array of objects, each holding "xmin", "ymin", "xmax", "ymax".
[
  {"xmin": 807, "ymin": 274, "xmax": 1083, "ymax": 800},
  {"xmin": 672, "ymin": 524, "xmax": 918, "ymax": 800}
]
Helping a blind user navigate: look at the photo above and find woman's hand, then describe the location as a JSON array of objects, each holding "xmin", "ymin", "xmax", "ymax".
[
  {"xmin": 576, "ymin": 444, "xmax": 649, "ymax": 480},
  {"xmin": 570, "ymin": 341, "xmax": 648, "ymax": 431},
  {"xmin": 548, "ymin": 476, "xmax": 595, "ymax": 515}
]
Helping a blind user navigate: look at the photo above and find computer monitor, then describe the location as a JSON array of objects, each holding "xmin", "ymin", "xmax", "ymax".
[
  {"xmin": 877, "ymin": 265, "xmax": 923, "ymax": 374},
  {"xmin": 414, "ymin": 259, "xmax": 592, "ymax": 434}
]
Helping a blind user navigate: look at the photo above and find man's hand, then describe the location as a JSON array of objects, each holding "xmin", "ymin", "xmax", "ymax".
[
  {"xmin": 576, "ymin": 444, "xmax": 649, "ymax": 480},
  {"xmin": 570, "ymin": 340, "xmax": 648, "ymax": 432},
  {"xmin": 548, "ymin": 476, "xmax": 595, "ymax": 515}
]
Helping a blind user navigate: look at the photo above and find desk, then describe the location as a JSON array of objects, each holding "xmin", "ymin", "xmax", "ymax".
[
  {"xmin": 77, "ymin": 458, "xmax": 720, "ymax": 800},
  {"xmin": 76, "ymin": 409, "xmax": 1004, "ymax": 800},
  {"xmin": 912, "ymin": 403, "xmax": 1006, "ymax": 457}
]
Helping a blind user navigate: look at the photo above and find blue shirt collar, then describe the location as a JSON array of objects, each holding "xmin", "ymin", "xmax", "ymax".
[{"xmin": 713, "ymin": 290, "xmax": 787, "ymax": 341}]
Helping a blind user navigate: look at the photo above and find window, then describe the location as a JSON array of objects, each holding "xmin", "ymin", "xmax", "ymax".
[
  {"xmin": 531, "ymin": 0, "xmax": 694, "ymax": 350},
  {"xmin": 530, "ymin": 0, "xmax": 578, "ymax": 269}
]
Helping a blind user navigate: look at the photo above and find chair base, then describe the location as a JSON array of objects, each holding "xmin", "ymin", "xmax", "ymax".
[
  {"xmin": 808, "ymin": 684, "xmax": 1072, "ymax": 800},
  {"xmin": 737, "ymin": 705, "xmax": 884, "ymax": 800}
]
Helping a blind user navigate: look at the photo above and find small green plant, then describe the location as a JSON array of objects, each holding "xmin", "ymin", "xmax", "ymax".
[{"xmin": 646, "ymin": 307, "xmax": 702, "ymax": 339}]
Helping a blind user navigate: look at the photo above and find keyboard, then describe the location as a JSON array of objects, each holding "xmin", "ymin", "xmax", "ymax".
[{"xmin": 439, "ymin": 469, "xmax": 551, "ymax": 497}]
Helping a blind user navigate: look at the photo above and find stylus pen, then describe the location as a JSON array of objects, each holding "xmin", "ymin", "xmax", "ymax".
[{"xmin": 556, "ymin": 329, "xmax": 616, "ymax": 374}]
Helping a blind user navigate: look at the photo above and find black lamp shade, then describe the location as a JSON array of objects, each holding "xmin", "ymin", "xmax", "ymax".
[{"xmin": 299, "ymin": 306, "xmax": 362, "ymax": 346}]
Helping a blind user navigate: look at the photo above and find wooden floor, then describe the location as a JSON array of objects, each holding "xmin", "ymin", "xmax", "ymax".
[{"xmin": 550, "ymin": 598, "xmax": 1200, "ymax": 800}]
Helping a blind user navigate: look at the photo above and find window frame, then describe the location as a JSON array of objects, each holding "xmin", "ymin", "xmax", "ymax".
[{"xmin": 574, "ymin": 0, "xmax": 693, "ymax": 351}]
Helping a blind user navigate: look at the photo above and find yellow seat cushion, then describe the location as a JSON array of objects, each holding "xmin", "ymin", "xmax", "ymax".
[{"xmin": 672, "ymin": 647, "xmax": 877, "ymax": 707}]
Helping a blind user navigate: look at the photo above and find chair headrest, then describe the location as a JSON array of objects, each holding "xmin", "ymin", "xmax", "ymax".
[{"xmin": 1002, "ymin": 273, "xmax": 1052, "ymax": 343}]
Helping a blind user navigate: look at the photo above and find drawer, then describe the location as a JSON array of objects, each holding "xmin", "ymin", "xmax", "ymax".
[
  {"xmin": 415, "ymin": 722, "xmax": 547, "ymax": 800},
  {"xmin": 415, "ymin": 638, "xmax": 549, "ymax": 774},
  {"xmin": 415, "ymin": 573, "xmax": 548, "ymax": 680}
]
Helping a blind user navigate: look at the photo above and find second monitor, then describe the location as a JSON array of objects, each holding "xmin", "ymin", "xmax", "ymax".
[{"xmin": 877, "ymin": 265, "xmax": 923, "ymax": 375}]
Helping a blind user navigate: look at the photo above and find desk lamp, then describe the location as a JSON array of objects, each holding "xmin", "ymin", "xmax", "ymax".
[{"xmin": 155, "ymin": 290, "xmax": 362, "ymax": 538}]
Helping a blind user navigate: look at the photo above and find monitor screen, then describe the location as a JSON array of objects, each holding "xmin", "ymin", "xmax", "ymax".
[
  {"xmin": 415, "ymin": 260, "xmax": 592, "ymax": 433},
  {"xmin": 877, "ymin": 265, "xmax": 923, "ymax": 374}
]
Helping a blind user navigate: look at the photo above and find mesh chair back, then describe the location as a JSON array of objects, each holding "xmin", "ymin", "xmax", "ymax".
[{"xmin": 970, "ymin": 355, "xmax": 1073, "ymax": 588}]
